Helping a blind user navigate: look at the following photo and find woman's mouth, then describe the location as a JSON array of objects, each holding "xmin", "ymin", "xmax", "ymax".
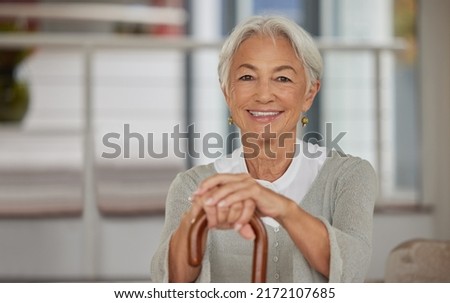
[
  {"xmin": 249, "ymin": 111, "xmax": 280, "ymax": 116},
  {"xmin": 247, "ymin": 110, "xmax": 283, "ymax": 122}
]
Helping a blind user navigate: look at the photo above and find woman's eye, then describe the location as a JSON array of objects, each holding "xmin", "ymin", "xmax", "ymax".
[
  {"xmin": 239, "ymin": 75, "xmax": 253, "ymax": 81},
  {"xmin": 276, "ymin": 76, "xmax": 291, "ymax": 82}
]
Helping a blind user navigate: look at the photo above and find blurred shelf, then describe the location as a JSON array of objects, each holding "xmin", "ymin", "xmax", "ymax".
[{"xmin": 0, "ymin": 2, "xmax": 186, "ymax": 26}]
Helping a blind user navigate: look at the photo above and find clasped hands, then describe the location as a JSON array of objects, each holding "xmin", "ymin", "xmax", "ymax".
[{"xmin": 188, "ymin": 173, "xmax": 292, "ymax": 240}]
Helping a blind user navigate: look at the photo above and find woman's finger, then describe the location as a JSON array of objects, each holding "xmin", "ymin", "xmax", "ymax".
[
  {"xmin": 196, "ymin": 185, "xmax": 238, "ymax": 229},
  {"xmin": 194, "ymin": 186, "xmax": 219, "ymax": 228},
  {"xmin": 214, "ymin": 182, "xmax": 262, "ymax": 209},
  {"xmin": 204, "ymin": 178, "xmax": 254, "ymax": 206},
  {"xmin": 188, "ymin": 194, "xmax": 204, "ymax": 219},
  {"xmin": 216, "ymin": 201, "xmax": 230, "ymax": 226},
  {"xmin": 195, "ymin": 173, "xmax": 249, "ymax": 195},
  {"xmin": 234, "ymin": 199, "xmax": 256, "ymax": 231},
  {"xmin": 226, "ymin": 202, "xmax": 244, "ymax": 225},
  {"xmin": 238, "ymin": 223, "xmax": 256, "ymax": 240}
]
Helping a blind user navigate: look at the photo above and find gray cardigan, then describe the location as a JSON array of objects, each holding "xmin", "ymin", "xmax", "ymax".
[{"xmin": 150, "ymin": 152, "xmax": 377, "ymax": 282}]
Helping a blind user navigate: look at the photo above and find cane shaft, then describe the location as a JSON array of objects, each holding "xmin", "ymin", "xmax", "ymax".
[{"xmin": 188, "ymin": 210, "xmax": 268, "ymax": 283}]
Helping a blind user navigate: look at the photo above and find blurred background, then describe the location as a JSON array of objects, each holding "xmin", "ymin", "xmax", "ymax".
[{"xmin": 0, "ymin": 0, "xmax": 448, "ymax": 282}]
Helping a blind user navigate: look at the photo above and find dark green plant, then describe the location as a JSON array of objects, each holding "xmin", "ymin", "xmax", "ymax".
[{"xmin": 0, "ymin": 22, "xmax": 31, "ymax": 123}]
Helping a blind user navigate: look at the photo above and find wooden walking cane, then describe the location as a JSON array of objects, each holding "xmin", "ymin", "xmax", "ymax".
[{"xmin": 188, "ymin": 210, "xmax": 268, "ymax": 282}]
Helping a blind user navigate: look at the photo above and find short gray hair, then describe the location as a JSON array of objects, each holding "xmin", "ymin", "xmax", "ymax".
[{"xmin": 218, "ymin": 15, "xmax": 323, "ymax": 94}]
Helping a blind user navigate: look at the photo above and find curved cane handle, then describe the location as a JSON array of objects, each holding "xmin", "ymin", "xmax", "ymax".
[{"xmin": 188, "ymin": 210, "xmax": 268, "ymax": 283}]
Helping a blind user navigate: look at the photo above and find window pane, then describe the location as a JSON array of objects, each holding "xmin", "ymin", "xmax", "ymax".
[{"xmin": 320, "ymin": 0, "xmax": 420, "ymax": 205}]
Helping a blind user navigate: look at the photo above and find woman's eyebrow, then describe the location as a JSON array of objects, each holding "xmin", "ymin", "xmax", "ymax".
[
  {"xmin": 237, "ymin": 63, "xmax": 257, "ymax": 71},
  {"xmin": 273, "ymin": 65, "xmax": 297, "ymax": 74},
  {"xmin": 237, "ymin": 63, "xmax": 297, "ymax": 74}
]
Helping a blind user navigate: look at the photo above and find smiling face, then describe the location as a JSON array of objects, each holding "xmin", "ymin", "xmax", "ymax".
[{"xmin": 224, "ymin": 35, "xmax": 320, "ymax": 139}]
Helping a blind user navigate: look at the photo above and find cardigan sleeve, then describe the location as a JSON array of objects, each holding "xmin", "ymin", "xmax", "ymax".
[
  {"xmin": 319, "ymin": 158, "xmax": 377, "ymax": 282},
  {"xmin": 150, "ymin": 167, "xmax": 213, "ymax": 282}
]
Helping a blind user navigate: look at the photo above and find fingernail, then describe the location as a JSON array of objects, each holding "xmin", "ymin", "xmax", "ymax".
[
  {"xmin": 218, "ymin": 200, "xmax": 227, "ymax": 208},
  {"xmin": 234, "ymin": 223, "xmax": 242, "ymax": 231},
  {"xmin": 205, "ymin": 198, "xmax": 214, "ymax": 205}
]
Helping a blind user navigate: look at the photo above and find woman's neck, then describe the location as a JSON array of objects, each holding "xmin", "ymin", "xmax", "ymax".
[{"xmin": 242, "ymin": 133, "xmax": 297, "ymax": 182}]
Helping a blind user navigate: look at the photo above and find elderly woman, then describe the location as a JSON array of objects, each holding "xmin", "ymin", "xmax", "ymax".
[{"xmin": 151, "ymin": 15, "xmax": 377, "ymax": 283}]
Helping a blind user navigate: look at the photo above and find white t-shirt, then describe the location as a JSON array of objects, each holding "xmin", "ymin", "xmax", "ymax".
[{"xmin": 214, "ymin": 140, "xmax": 327, "ymax": 227}]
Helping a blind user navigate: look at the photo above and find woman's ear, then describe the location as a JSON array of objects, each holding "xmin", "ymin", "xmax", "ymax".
[
  {"xmin": 302, "ymin": 80, "xmax": 321, "ymax": 112},
  {"xmin": 222, "ymin": 86, "xmax": 232, "ymax": 107}
]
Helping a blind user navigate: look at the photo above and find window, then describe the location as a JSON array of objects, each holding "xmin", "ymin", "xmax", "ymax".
[{"xmin": 319, "ymin": 0, "xmax": 419, "ymax": 206}]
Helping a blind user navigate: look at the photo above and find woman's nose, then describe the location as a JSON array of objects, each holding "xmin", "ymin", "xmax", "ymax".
[{"xmin": 255, "ymin": 79, "xmax": 274, "ymax": 103}]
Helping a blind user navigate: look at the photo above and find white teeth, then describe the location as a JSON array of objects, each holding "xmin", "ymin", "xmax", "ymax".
[{"xmin": 249, "ymin": 111, "xmax": 280, "ymax": 117}]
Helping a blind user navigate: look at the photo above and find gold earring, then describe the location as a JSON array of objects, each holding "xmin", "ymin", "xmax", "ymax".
[
  {"xmin": 228, "ymin": 116, "xmax": 234, "ymax": 125},
  {"xmin": 301, "ymin": 116, "xmax": 309, "ymax": 127}
]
